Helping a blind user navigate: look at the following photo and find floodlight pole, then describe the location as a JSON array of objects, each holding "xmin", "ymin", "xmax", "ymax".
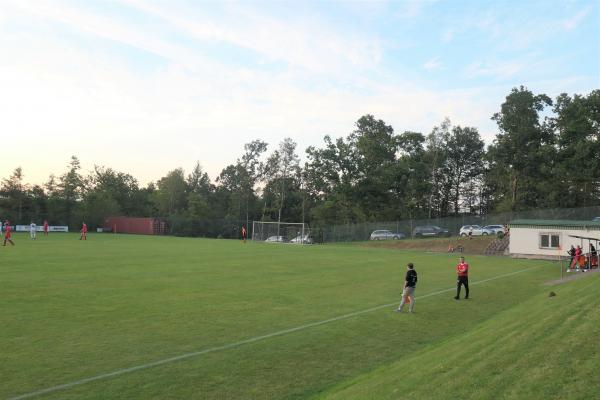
[
  {"xmin": 277, "ymin": 209, "xmax": 281, "ymax": 239},
  {"xmin": 301, "ymin": 178, "xmax": 305, "ymax": 245},
  {"xmin": 558, "ymin": 245, "xmax": 564, "ymax": 280}
]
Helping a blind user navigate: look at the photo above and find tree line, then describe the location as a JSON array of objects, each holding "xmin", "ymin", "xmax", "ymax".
[{"xmin": 1, "ymin": 86, "xmax": 598, "ymax": 237}]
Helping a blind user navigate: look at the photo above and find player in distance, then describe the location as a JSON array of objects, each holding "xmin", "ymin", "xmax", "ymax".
[
  {"xmin": 30, "ymin": 221, "xmax": 37, "ymax": 240},
  {"xmin": 80, "ymin": 222, "xmax": 88, "ymax": 240},
  {"xmin": 3, "ymin": 221, "xmax": 14, "ymax": 246}
]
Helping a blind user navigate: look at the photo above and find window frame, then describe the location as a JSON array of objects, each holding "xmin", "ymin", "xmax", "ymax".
[{"xmin": 539, "ymin": 232, "xmax": 561, "ymax": 249}]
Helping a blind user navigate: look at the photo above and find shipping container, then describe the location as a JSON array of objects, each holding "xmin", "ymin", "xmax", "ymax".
[{"xmin": 104, "ymin": 217, "xmax": 167, "ymax": 235}]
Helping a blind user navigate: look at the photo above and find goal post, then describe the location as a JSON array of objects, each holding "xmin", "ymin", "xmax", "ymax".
[{"xmin": 252, "ymin": 221, "xmax": 311, "ymax": 244}]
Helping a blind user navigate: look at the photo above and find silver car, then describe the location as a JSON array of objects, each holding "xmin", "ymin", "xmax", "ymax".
[
  {"xmin": 289, "ymin": 235, "xmax": 313, "ymax": 244},
  {"xmin": 369, "ymin": 230, "xmax": 405, "ymax": 240},
  {"xmin": 483, "ymin": 225, "xmax": 504, "ymax": 235},
  {"xmin": 459, "ymin": 225, "xmax": 494, "ymax": 236},
  {"xmin": 265, "ymin": 235, "xmax": 287, "ymax": 243}
]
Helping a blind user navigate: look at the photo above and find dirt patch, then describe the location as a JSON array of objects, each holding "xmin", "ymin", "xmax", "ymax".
[
  {"xmin": 545, "ymin": 269, "xmax": 600, "ymax": 286},
  {"xmin": 359, "ymin": 235, "xmax": 496, "ymax": 255}
]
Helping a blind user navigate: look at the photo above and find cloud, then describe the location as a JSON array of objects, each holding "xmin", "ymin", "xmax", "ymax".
[
  {"xmin": 0, "ymin": 0, "xmax": 595, "ymax": 186},
  {"xmin": 441, "ymin": 29, "xmax": 454, "ymax": 43},
  {"xmin": 122, "ymin": 0, "xmax": 382, "ymax": 74},
  {"xmin": 423, "ymin": 57, "xmax": 442, "ymax": 71},
  {"xmin": 562, "ymin": 6, "xmax": 591, "ymax": 31},
  {"xmin": 465, "ymin": 57, "xmax": 529, "ymax": 80},
  {"xmin": 393, "ymin": 0, "xmax": 439, "ymax": 19}
]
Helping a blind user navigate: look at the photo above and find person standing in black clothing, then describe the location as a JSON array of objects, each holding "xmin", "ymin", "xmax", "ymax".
[
  {"xmin": 397, "ymin": 263, "xmax": 418, "ymax": 313},
  {"xmin": 568, "ymin": 245, "xmax": 576, "ymax": 267}
]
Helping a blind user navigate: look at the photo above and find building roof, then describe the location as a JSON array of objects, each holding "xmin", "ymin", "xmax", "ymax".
[
  {"xmin": 510, "ymin": 219, "xmax": 600, "ymax": 230},
  {"xmin": 569, "ymin": 234, "xmax": 600, "ymax": 241}
]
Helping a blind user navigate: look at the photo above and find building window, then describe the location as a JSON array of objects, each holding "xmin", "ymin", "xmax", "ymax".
[{"xmin": 539, "ymin": 233, "xmax": 560, "ymax": 249}]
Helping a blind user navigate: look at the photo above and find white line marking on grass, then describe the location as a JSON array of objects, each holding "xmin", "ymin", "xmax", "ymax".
[{"xmin": 8, "ymin": 266, "xmax": 538, "ymax": 400}]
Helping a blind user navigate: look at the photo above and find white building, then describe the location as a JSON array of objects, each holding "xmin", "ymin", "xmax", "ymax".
[{"xmin": 509, "ymin": 219, "xmax": 600, "ymax": 259}]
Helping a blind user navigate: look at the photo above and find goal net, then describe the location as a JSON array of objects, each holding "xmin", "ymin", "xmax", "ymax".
[{"xmin": 252, "ymin": 221, "xmax": 311, "ymax": 244}]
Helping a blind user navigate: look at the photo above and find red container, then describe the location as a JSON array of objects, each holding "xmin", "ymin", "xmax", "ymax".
[{"xmin": 104, "ymin": 217, "xmax": 166, "ymax": 235}]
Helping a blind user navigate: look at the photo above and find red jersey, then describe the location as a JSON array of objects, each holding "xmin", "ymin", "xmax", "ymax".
[
  {"xmin": 5, "ymin": 224, "xmax": 11, "ymax": 238},
  {"xmin": 43, "ymin": 221, "xmax": 49, "ymax": 231},
  {"xmin": 241, "ymin": 227, "xmax": 247, "ymax": 237},
  {"xmin": 456, "ymin": 262, "xmax": 469, "ymax": 277},
  {"xmin": 81, "ymin": 223, "xmax": 88, "ymax": 233}
]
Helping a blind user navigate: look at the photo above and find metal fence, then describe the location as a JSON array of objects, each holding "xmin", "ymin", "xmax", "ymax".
[{"xmin": 312, "ymin": 206, "xmax": 600, "ymax": 243}]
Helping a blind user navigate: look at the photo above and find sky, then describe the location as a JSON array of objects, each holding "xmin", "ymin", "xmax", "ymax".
[{"xmin": 1, "ymin": 0, "xmax": 598, "ymax": 186}]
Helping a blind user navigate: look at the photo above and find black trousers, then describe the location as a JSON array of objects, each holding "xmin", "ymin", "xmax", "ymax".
[{"xmin": 457, "ymin": 276, "xmax": 469, "ymax": 298}]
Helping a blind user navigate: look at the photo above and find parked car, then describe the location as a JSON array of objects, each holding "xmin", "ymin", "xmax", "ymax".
[
  {"xmin": 482, "ymin": 224, "xmax": 504, "ymax": 235},
  {"xmin": 369, "ymin": 230, "xmax": 406, "ymax": 240},
  {"xmin": 289, "ymin": 234, "xmax": 313, "ymax": 244},
  {"xmin": 265, "ymin": 235, "xmax": 287, "ymax": 243},
  {"xmin": 412, "ymin": 226, "xmax": 451, "ymax": 238},
  {"xmin": 459, "ymin": 225, "xmax": 494, "ymax": 236}
]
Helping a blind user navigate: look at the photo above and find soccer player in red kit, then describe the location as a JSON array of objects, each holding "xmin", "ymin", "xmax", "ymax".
[
  {"xmin": 43, "ymin": 220, "xmax": 49, "ymax": 236},
  {"xmin": 3, "ymin": 221, "xmax": 14, "ymax": 246},
  {"xmin": 80, "ymin": 222, "xmax": 88, "ymax": 240},
  {"xmin": 241, "ymin": 225, "xmax": 247, "ymax": 243},
  {"xmin": 455, "ymin": 256, "xmax": 469, "ymax": 300}
]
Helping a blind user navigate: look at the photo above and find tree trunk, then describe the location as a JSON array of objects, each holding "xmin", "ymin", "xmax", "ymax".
[{"xmin": 511, "ymin": 173, "xmax": 518, "ymax": 211}]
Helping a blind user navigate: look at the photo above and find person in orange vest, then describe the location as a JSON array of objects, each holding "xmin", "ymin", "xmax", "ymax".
[
  {"xmin": 80, "ymin": 222, "xmax": 88, "ymax": 240},
  {"xmin": 455, "ymin": 256, "xmax": 469, "ymax": 300},
  {"xmin": 241, "ymin": 225, "xmax": 247, "ymax": 243}
]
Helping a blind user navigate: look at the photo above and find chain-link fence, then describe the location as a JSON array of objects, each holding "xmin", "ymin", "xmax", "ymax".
[
  {"xmin": 164, "ymin": 206, "xmax": 600, "ymax": 242},
  {"xmin": 311, "ymin": 206, "xmax": 600, "ymax": 243}
]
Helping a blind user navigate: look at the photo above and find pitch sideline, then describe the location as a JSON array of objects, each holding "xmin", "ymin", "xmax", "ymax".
[{"xmin": 9, "ymin": 266, "xmax": 539, "ymax": 400}]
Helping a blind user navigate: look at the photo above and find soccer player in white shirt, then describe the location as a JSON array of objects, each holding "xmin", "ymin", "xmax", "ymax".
[{"xmin": 30, "ymin": 221, "xmax": 37, "ymax": 240}]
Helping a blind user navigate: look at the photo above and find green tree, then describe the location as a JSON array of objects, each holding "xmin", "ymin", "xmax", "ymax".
[
  {"xmin": 425, "ymin": 119, "xmax": 450, "ymax": 217},
  {"xmin": 397, "ymin": 131, "xmax": 430, "ymax": 219},
  {"xmin": 488, "ymin": 86, "xmax": 553, "ymax": 211},
  {"xmin": 261, "ymin": 138, "xmax": 301, "ymax": 223},
  {"xmin": 349, "ymin": 115, "xmax": 399, "ymax": 220},
  {"xmin": 186, "ymin": 162, "xmax": 213, "ymax": 220},
  {"xmin": 444, "ymin": 126, "xmax": 485, "ymax": 215},
  {"xmin": 551, "ymin": 90, "xmax": 600, "ymax": 207},
  {"xmin": 0, "ymin": 167, "xmax": 27, "ymax": 222},
  {"xmin": 58, "ymin": 156, "xmax": 84, "ymax": 227},
  {"xmin": 154, "ymin": 168, "xmax": 188, "ymax": 216}
]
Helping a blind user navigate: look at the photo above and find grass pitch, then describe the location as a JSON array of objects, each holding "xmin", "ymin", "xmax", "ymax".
[
  {"xmin": 0, "ymin": 233, "xmax": 569, "ymax": 399},
  {"xmin": 320, "ymin": 271, "xmax": 600, "ymax": 400}
]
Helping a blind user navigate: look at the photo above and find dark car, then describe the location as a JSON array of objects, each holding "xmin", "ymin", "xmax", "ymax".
[{"xmin": 412, "ymin": 225, "xmax": 451, "ymax": 238}]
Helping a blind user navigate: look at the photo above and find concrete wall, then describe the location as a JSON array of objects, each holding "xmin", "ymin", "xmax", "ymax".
[{"xmin": 509, "ymin": 226, "xmax": 600, "ymax": 258}]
